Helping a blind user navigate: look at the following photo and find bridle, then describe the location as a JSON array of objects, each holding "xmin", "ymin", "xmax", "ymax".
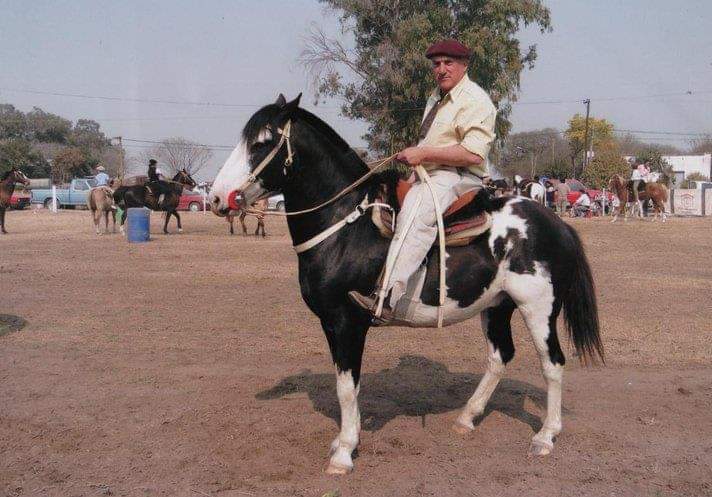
[{"xmin": 235, "ymin": 120, "xmax": 294, "ymax": 194}]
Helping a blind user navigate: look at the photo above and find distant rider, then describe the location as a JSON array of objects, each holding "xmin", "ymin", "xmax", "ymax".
[
  {"xmin": 94, "ymin": 165, "xmax": 110, "ymax": 187},
  {"xmin": 146, "ymin": 159, "xmax": 169, "ymax": 208}
]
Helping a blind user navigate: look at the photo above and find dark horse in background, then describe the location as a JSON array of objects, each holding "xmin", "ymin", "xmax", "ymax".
[
  {"xmin": 210, "ymin": 95, "xmax": 603, "ymax": 474},
  {"xmin": 113, "ymin": 169, "xmax": 196, "ymax": 234},
  {"xmin": 1, "ymin": 167, "xmax": 30, "ymax": 234}
]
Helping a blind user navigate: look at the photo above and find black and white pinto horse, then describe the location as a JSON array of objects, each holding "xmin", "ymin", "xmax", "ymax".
[
  {"xmin": 210, "ymin": 95, "xmax": 603, "ymax": 474},
  {"xmin": 514, "ymin": 175, "xmax": 546, "ymax": 204}
]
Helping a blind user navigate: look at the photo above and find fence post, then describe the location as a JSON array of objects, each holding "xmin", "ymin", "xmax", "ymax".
[
  {"xmin": 51, "ymin": 185, "xmax": 58, "ymax": 213},
  {"xmin": 202, "ymin": 187, "xmax": 207, "ymax": 214},
  {"xmin": 602, "ymin": 188, "xmax": 607, "ymax": 216}
]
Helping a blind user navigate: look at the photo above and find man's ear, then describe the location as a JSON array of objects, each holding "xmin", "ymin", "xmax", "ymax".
[{"xmin": 275, "ymin": 93, "xmax": 287, "ymax": 107}]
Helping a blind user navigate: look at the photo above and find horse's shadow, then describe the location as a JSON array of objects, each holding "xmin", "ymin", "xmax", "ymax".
[{"xmin": 257, "ymin": 355, "xmax": 556, "ymax": 433}]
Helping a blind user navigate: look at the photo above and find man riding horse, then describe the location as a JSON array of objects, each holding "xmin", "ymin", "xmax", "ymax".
[
  {"xmin": 146, "ymin": 158, "xmax": 171, "ymax": 208},
  {"xmin": 348, "ymin": 39, "xmax": 496, "ymax": 324}
]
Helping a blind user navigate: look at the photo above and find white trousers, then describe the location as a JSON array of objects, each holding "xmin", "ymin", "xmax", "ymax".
[{"xmin": 384, "ymin": 168, "xmax": 481, "ymax": 308}]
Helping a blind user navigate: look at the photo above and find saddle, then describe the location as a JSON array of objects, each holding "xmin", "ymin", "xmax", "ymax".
[{"xmin": 371, "ymin": 180, "xmax": 491, "ymax": 247}]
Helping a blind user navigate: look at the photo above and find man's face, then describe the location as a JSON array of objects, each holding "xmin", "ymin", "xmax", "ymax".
[{"xmin": 430, "ymin": 56, "xmax": 468, "ymax": 93}]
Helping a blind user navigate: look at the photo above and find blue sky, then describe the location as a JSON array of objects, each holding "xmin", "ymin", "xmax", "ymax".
[{"xmin": 1, "ymin": 0, "xmax": 710, "ymax": 179}]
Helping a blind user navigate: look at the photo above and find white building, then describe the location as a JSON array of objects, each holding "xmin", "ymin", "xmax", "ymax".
[{"xmin": 663, "ymin": 154, "xmax": 711, "ymax": 184}]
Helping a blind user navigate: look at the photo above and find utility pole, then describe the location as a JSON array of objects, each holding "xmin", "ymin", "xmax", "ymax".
[
  {"xmin": 582, "ymin": 98, "xmax": 591, "ymax": 177},
  {"xmin": 112, "ymin": 136, "xmax": 125, "ymax": 180}
]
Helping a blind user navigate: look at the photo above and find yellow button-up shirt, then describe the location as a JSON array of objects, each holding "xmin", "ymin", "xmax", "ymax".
[{"xmin": 419, "ymin": 75, "xmax": 497, "ymax": 177}]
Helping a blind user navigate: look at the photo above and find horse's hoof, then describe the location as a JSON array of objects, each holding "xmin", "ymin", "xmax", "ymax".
[
  {"xmin": 178, "ymin": 229, "xmax": 183, "ymax": 233},
  {"xmin": 326, "ymin": 463, "xmax": 352, "ymax": 475},
  {"xmin": 452, "ymin": 420, "xmax": 474, "ymax": 435},
  {"xmin": 528, "ymin": 440, "xmax": 553, "ymax": 457}
]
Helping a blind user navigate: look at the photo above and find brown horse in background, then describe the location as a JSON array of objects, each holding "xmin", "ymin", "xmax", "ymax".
[
  {"xmin": 226, "ymin": 198, "xmax": 268, "ymax": 236},
  {"xmin": 609, "ymin": 174, "xmax": 668, "ymax": 222},
  {"xmin": 87, "ymin": 186, "xmax": 116, "ymax": 234},
  {"xmin": 0, "ymin": 167, "xmax": 30, "ymax": 234}
]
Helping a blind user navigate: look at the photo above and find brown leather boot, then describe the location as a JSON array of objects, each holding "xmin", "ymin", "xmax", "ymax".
[{"xmin": 347, "ymin": 291, "xmax": 394, "ymax": 326}]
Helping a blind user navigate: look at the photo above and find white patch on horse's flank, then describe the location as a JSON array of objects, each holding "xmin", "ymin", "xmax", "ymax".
[
  {"xmin": 328, "ymin": 369, "xmax": 361, "ymax": 473},
  {"xmin": 211, "ymin": 139, "xmax": 251, "ymax": 212},
  {"xmin": 488, "ymin": 198, "xmax": 528, "ymax": 256}
]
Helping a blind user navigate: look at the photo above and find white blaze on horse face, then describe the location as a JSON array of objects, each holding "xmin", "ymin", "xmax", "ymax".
[
  {"xmin": 256, "ymin": 127, "xmax": 272, "ymax": 144},
  {"xmin": 211, "ymin": 139, "xmax": 251, "ymax": 212}
]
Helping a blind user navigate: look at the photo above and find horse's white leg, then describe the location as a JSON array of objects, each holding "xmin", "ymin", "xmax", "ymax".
[
  {"xmin": 327, "ymin": 369, "xmax": 361, "ymax": 474},
  {"xmin": 506, "ymin": 268, "xmax": 564, "ymax": 456},
  {"xmin": 454, "ymin": 298, "xmax": 516, "ymax": 434}
]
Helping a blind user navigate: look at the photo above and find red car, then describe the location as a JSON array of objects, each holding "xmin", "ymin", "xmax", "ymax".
[
  {"xmin": 176, "ymin": 191, "xmax": 206, "ymax": 212},
  {"xmin": 9, "ymin": 190, "xmax": 31, "ymax": 210}
]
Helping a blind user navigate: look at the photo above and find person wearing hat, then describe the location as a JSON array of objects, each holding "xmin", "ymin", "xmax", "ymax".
[
  {"xmin": 349, "ymin": 38, "xmax": 497, "ymax": 323},
  {"xmin": 147, "ymin": 159, "xmax": 164, "ymax": 182},
  {"xmin": 94, "ymin": 165, "xmax": 110, "ymax": 186},
  {"xmin": 146, "ymin": 159, "xmax": 168, "ymax": 208}
]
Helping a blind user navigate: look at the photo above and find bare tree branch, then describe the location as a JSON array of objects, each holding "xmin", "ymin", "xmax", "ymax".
[
  {"xmin": 135, "ymin": 137, "xmax": 212, "ymax": 178},
  {"xmin": 299, "ymin": 24, "xmax": 368, "ymax": 88}
]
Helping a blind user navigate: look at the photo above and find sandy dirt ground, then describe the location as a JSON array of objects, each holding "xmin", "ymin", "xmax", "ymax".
[{"xmin": 1, "ymin": 208, "xmax": 711, "ymax": 497}]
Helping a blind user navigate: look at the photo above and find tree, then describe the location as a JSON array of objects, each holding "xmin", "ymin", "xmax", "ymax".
[
  {"xmin": 616, "ymin": 133, "xmax": 682, "ymax": 156},
  {"xmin": 680, "ymin": 172, "xmax": 709, "ymax": 189},
  {"xmin": 689, "ymin": 135, "xmax": 712, "ymax": 155},
  {"xmin": 0, "ymin": 104, "xmax": 27, "ymax": 140},
  {"xmin": 70, "ymin": 119, "xmax": 110, "ymax": 151},
  {"xmin": 496, "ymin": 128, "xmax": 568, "ymax": 178},
  {"xmin": 301, "ymin": 0, "xmax": 552, "ymax": 155},
  {"xmin": 579, "ymin": 140, "xmax": 628, "ymax": 189},
  {"xmin": 0, "ymin": 139, "xmax": 50, "ymax": 178},
  {"xmin": 25, "ymin": 107, "xmax": 72, "ymax": 143},
  {"xmin": 140, "ymin": 137, "xmax": 212, "ymax": 177},
  {"xmin": 565, "ymin": 114, "xmax": 614, "ymax": 178},
  {"xmin": 52, "ymin": 147, "xmax": 89, "ymax": 184}
]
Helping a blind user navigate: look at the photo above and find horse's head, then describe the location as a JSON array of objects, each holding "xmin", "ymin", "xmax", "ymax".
[
  {"xmin": 2, "ymin": 167, "xmax": 30, "ymax": 186},
  {"xmin": 173, "ymin": 169, "xmax": 197, "ymax": 190},
  {"xmin": 211, "ymin": 93, "xmax": 301, "ymax": 215}
]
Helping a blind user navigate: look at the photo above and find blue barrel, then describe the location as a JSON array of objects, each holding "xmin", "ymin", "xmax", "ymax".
[{"xmin": 126, "ymin": 207, "xmax": 150, "ymax": 243}]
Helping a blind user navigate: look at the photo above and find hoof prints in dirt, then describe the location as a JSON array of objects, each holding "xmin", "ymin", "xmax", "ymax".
[{"xmin": 0, "ymin": 314, "xmax": 27, "ymax": 337}]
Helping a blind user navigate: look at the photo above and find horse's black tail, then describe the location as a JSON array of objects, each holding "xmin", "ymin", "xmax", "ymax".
[{"xmin": 562, "ymin": 225, "xmax": 605, "ymax": 365}]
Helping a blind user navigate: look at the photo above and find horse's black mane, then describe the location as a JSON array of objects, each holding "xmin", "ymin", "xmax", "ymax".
[{"xmin": 242, "ymin": 104, "xmax": 368, "ymax": 170}]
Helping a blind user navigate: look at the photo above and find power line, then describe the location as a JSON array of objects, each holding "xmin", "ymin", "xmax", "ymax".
[
  {"xmin": 122, "ymin": 137, "xmax": 235, "ymax": 150},
  {"xmin": 3, "ymin": 85, "xmax": 712, "ymax": 111}
]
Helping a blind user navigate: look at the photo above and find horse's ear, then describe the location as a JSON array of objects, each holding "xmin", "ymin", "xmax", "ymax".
[
  {"xmin": 284, "ymin": 93, "xmax": 302, "ymax": 115},
  {"xmin": 275, "ymin": 94, "xmax": 287, "ymax": 107}
]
